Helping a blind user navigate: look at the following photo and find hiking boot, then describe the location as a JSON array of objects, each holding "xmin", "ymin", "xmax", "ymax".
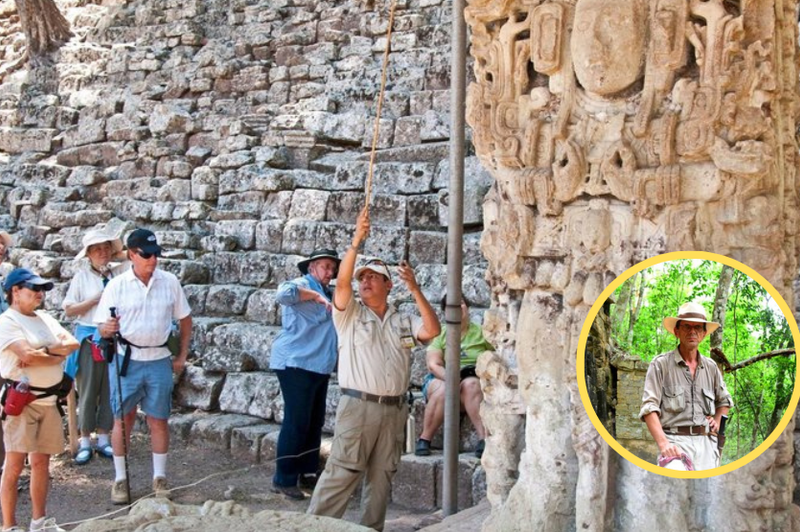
[
  {"xmin": 298, "ymin": 473, "xmax": 318, "ymax": 490},
  {"xmin": 153, "ymin": 477, "xmax": 171, "ymax": 499},
  {"xmin": 415, "ymin": 438, "xmax": 431, "ymax": 456},
  {"xmin": 29, "ymin": 517, "xmax": 65, "ymax": 532},
  {"xmin": 111, "ymin": 480, "xmax": 130, "ymax": 505},
  {"xmin": 475, "ymin": 439, "xmax": 486, "ymax": 459},
  {"xmin": 271, "ymin": 482, "xmax": 306, "ymax": 501}
]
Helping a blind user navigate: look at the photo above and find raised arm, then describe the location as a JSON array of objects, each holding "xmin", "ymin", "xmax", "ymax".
[
  {"xmin": 398, "ymin": 261, "xmax": 440, "ymax": 342},
  {"xmin": 334, "ymin": 207, "xmax": 370, "ymax": 311}
]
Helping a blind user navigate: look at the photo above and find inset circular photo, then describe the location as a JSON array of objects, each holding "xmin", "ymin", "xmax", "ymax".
[{"xmin": 577, "ymin": 251, "xmax": 799, "ymax": 478}]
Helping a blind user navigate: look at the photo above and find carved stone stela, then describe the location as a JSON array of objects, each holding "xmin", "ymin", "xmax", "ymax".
[{"xmin": 466, "ymin": 1, "xmax": 799, "ymax": 530}]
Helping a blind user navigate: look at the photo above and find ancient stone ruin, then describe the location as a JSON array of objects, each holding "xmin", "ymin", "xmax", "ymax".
[{"xmin": 467, "ymin": 0, "xmax": 800, "ymax": 530}]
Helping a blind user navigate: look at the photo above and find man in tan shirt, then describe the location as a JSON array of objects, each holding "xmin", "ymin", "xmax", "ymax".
[
  {"xmin": 639, "ymin": 302, "xmax": 733, "ymax": 470},
  {"xmin": 307, "ymin": 207, "xmax": 440, "ymax": 531}
]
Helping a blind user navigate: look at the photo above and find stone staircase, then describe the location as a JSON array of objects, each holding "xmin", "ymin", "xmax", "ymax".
[{"xmin": 166, "ymin": 405, "xmax": 486, "ymax": 513}]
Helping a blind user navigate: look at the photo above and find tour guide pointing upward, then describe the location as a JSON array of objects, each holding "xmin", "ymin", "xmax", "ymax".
[{"xmin": 639, "ymin": 302, "xmax": 733, "ymax": 471}]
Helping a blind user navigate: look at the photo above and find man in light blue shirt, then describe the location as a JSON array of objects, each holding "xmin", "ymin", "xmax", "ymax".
[{"xmin": 270, "ymin": 248, "xmax": 340, "ymax": 500}]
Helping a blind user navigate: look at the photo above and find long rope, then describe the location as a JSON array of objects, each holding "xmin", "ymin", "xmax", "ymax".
[{"xmin": 364, "ymin": 0, "xmax": 398, "ymax": 213}]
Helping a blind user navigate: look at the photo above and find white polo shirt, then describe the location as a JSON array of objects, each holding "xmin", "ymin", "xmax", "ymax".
[{"xmin": 94, "ymin": 268, "xmax": 191, "ymax": 361}]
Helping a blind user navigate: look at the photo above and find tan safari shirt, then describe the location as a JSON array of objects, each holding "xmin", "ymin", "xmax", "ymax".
[
  {"xmin": 333, "ymin": 296, "xmax": 423, "ymax": 397},
  {"xmin": 639, "ymin": 349, "xmax": 733, "ymax": 428}
]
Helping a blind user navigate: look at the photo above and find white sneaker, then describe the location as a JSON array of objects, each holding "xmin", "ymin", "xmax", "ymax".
[
  {"xmin": 29, "ymin": 517, "xmax": 64, "ymax": 532},
  {"xmin": 3, "ymin": 526, "xmax": 25, "ymax": 532}
]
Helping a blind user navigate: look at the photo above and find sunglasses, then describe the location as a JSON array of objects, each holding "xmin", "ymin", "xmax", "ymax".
[
  {"xmin": 20, "ymin": 282, "xmax": 47, "ymax": 292},
  {"xmin": 134, "ymin": 249, "xmax": 160, "ymax": 260}
]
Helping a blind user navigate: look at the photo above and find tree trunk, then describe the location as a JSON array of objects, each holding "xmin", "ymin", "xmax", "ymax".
[
  {"xmin": 15, "ymin": 0, "xmax": 71, "ymax": 56},
  {"xmin": 710, "ymin": 265, "xmax": 734, "ymax": 350},
  {"xmin": 626, "ymin": 271, "xmax": 646, "ymax": 346},
  {"xmin": 611, "ymin": 275, "xmax": 633, "ymax": 343}
]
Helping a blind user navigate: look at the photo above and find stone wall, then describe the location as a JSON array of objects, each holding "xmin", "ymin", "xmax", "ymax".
[
  {"xmin": 612, "ymin": 356, "xmax": 655, "ymax": 463},
  {"xmin": 0, "ymin": 0, "xmax": 490, "ymax": 450}
]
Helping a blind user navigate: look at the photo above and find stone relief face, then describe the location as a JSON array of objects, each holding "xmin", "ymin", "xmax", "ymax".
[{"xmin": 571, "ymin": 0, "xmax": 645, "ymax": 95}]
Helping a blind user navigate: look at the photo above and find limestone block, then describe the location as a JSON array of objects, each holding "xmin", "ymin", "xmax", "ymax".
[
  {"xmin": 462, "ymin": 265, "xmax": 490, "ymax": 308},
  {"xmin": 322, "ymin": 385, "xmax": 343, "ymax": 434},
  {"xmin": 245, "ymin": 289, "xmax": 281, "ymax": 325},
  {"xmin": 255, "ymin": 220, "xmax": 284, "ymax": 253},
  {"xmin": 433, "ymin": 156, "xmax": 492, "ymax": 191},
  {"xmin": 370, "ymin": 162, "xmax": 435, "ymax": 195},
  {"xmin": 0, "ymin": 128, "xmax": 56, "ymax": 153},
  {"xmin": 56, "ymin": 142, "xmax": 122, "ymax": 167},
  {"xmin": 206, "ymin": 285, "xmax": 256, "ymax": 315},
  {"xmin": 67, "ymin": 166, "xmax": 105, "ymax": 186},
  {"xmin": 260, "ymin": 430, "xmax": 280, "ymax": 463},
  {"xmin": 219, "ymin": 164, "xmax": 292, "ymax": 194},
  {"xmin": 463, "ymin": 232, "xmax": 485, "ymax": 265},
  {"xmin": 369, "ymin": 195, "xmax": 407, "ymax": 227},
  {"xmin": 289, "ymin": 189, "xmax": 330, "ymax": 221},
  {"xmin": 211, "ymin": 323, "xmax": 280, "ymax": 370},
  {"xmin": 407, "ymin": 194, "xmax": 441, "ymax": 229},
  {"xmin": 17, "ymin": 253, "xmax": 62, "ymax": 278},
  {"xmin": 158, "ymin": 259, "xmax": 210, "ymax": 284},
  {"xmin": 174, "ymin": 365, "xmax": 225, "ymax": 411},
  {"xmin": 361, "ymin": 117, "xmax": 394, "ymax": 149},
  {"xmin": 186, "ymin": 145, "xmax": 211, "ymax": 166},
  {"xmin": 315, "ymin": 222, "xmax": 353, "ymax": 254},
  {"xmin": 435, "ymin": 455, "xmax": 480, "ymax": 508},
  {"xmin": 182, "ymin": 284, "xmax": 208, "ymax": 315},
  {"xmin": 409, "ymin": 231, "xmax": 447, "ymax": 264},
  {"xmin": 393, "ymin": 455, "xmax": 438, "ymax": 510},
  {"xmin": 167, "ymin": 411, "xmax": 208, "ymax": 442},
  {"xmin": 215, "ymin": 220, "xmax": 257, "ymax": 250},
  {"xmin": 262, "ymin": 190, "xmax": 294, "ymax": 219},
  {"xmin": 208, "ymin": 150, "xmax": 254, "ymax": 169},
  {"xmin": 218, "ymin": 372, "xmax": 282, "ymax": 420},
  {"xmin": 231, "ymin": 424, "xmax": 281, "ymax": 463},
  {"xmin": 410, "ymin": 349, "xmax": 428, "ymax": 388},
  {"xmin": 291, "ymin": 169, "xmax": 338, "ymax": 189},
  {"xmin": 63, "ymin": 118, "xmax": 106, "ymax": 148},
  {"xmin": 201, "ymin": 236, "xmax": 237, "ymax": 252},
  {"xmin": 253, "ymin": 146, "xmax": 290, "ymax": 168},
  {"xmin": 149, "ymin": 104, "xmax": 194, "ymax": 135},
  {"xmin": 206, "ymin": 252, "xmax": 241, "ymax": 284},
  {"xmin": 202, "ymin": 347, "xmax": 258, "ymax": 373},
  {"xmin": 189, "ymin": 413, "xmax": 264, "ymax": 449},
  {"xmin": 218, "ymin": 191, "xmax": 265, "ymax": 214},
  {"xmin": 172, "ymin": 201, "xmax": 211, "ymax": 220},
  {"xmin": 238, "ymin": 251, "xmax": 273, "ymax": 287},
  {"xmin": 326, "ymin": 192, "xmax": 365, "ymax": 223},
  {"xmin": 330, "ymin": 162, "xmax": 368, "ymax": 191},
  {"xmin": 303, "ymin": 112, "xmax": 366, "ymax": 144},
  {"xmin": 362, "ymin": 226, "xmax": 407, "ymax": 263},
  {"xmin": 281, "ymin": 220, "xmax": 319, "ymax": 256},
  {"xmin": 150, "ymin": 202, "xmax": 174, "ymax": 221},
  {"xmin": 115, "ymin": 158, "xmax": 157, "ymax": 180},
  {"xmin": 419, "ymin": 110, "xmax": 449, "ymax": 142},
  {"xmin": 191, "ymin": 166, "xmax": 219, "ymax": 200},
  {"xmin": 394, "ymin": 116, "xmax": 422, "ymax": 146}
]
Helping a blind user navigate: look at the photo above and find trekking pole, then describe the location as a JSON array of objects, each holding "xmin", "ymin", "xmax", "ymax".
[{"xmin": 110, "ymin": 307, "xmax": 131, "ymax": 504}]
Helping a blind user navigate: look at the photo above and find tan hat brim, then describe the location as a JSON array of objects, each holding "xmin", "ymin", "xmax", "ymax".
[{"xmin": 74, "ymin": 237, "xmax": 123, "ymax": 262}]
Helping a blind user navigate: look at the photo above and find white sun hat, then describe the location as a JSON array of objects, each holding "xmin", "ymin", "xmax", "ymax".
[{"xmin": 74, "ymin": 229, "xmax": 123, "ymax": 262}]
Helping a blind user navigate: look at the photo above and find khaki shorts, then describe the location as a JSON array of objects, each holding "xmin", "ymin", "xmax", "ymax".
[{"xmin": 3, "ymin": 402, "xmax": 64, "ymax": 455}]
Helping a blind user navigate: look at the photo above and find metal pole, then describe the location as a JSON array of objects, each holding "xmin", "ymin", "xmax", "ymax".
[{"xmin": 443, "ymin": 0, "xmax": 467, "ymax": 516}]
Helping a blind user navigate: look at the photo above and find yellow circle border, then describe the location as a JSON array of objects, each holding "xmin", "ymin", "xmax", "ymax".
[{"xmin": 576, "ymin": 251, "xmax": 800, "ymax": 479}]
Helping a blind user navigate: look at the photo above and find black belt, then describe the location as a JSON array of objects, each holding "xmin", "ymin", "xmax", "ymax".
[
  {"xmin": 664, "ymin": 425, "xmax": 710, "ymax": 436},
  {"xmin": 341, "ymin": 387, "xmax": 403, "ymax": 406}
]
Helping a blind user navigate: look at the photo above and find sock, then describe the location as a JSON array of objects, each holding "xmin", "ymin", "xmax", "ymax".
[
  {"xmin": 113, "ymin": 456, "xmax": 127, "ymax": 482},
  {"xmin": 152, "ymin": 453, "xmax": 167, "ymax": 479},
  {"xmin": 79, "ymin": 436, "xmax": 91, "ymax": 449},
  {"xmin": 97, "ymin": 433, "xmax": 110, "ymax": 447}
]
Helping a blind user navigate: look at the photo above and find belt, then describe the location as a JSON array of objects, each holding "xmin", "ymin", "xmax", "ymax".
[
  {"xmin": 664, "ymin": 425, "xmax": 710, "ymax": 436},
  {"xmin": 341, "ymin": 387, "xmax": 403, "ymax": 406}
]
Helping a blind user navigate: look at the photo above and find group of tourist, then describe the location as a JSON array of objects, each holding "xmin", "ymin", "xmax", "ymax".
[
  {"xmin": 0, "ymin": 209, "xmax": 495, "ymax": 532},
  {"xmin": 0, "ymin": 227, "xmax": 191, "ymax": 532}
]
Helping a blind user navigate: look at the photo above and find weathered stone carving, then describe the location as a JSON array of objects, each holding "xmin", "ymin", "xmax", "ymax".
[{"xmin": 467, "ymin": 0, "xmax": 799, "ymax": 529}]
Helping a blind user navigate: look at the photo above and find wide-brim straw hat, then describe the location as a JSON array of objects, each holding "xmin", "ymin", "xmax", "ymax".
[
  {"xmin": 74, "ymin": 229, "xmax": 123, "ymax": 262},
  {"xmin": 297, "ymin": 248, "xmax": 341, "ymax": 275},
  {"xmin": 663, "ymin": 302, "xmax": 720, "ymax": 336}
]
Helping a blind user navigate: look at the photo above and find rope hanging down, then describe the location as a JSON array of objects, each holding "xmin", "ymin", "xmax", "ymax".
[{"xmin": 364, "ymin": 0, "xmax": 398, "ymax": 214}]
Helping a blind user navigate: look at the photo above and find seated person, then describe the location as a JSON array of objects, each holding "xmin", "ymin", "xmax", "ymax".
[{"xmin": 416, "ymin": 298, "xmax": 493, "ymax": 458}]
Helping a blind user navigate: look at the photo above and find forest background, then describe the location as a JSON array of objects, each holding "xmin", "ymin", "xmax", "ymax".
[{"xmin": 609, "ymin": 259, "xmax": 796, "ymax": 464}]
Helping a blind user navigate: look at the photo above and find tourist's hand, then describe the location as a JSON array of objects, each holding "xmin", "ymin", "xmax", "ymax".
[
  {"xmin": 352, "ymin": 207, "xmax": 370, "ymax": 247},
  {"xmin": 398, "ymin": 260, "xmax": 419, "ymax": 292}
]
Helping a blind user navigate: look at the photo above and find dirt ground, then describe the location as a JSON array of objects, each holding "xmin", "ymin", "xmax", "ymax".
[{"xmin": 6, "ymin": 433, "xmax": 442, "ymax": 531}]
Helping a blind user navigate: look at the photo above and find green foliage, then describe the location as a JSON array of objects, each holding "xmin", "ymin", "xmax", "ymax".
[{"xmin": 608, "ymin": 259, "xmax": 796, "ymax": 464}]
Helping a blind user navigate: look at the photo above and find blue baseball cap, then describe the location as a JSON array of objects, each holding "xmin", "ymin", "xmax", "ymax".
[{"xmin": 3, "ymin": 268, "xmax": 54, "ymax": 292}]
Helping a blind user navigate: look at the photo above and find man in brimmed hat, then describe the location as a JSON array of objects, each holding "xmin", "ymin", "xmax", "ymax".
[
  {"xmin": 96, "ymin": 228, "xmax": 192, "ymax": 503},
  {"xmin": 639, "ymin": 302, "xmax": 733, "ymax": 470},
  {"xmin": 308, "ymin": 208, "xmax": 440, "ymax": 531},
  {"xmin": 269, "ymin": 248, "xmax": 341, "ymax": 500}
]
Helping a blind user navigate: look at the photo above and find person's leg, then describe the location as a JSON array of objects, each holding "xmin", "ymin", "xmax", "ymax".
[
  {"xmin": 28, "ymin": 453, "xmax": 49, "ymax": 521},
  {"xmin": 297, "ymin": 371, "xmax": 330, "ymax": 477},
  {"xmin": 1, "ymin": 452, "xmax": 25, "ymax": 529},
  {"xmin": 460, "ymin": 377, "xmax": 486, "ymax": 438},
  {"xmin": 274, "ymin": 368, "xmax": 322, "ymax": 487},
  {"xmin": 419, "ymin": 379, "xmax": 445, "ymax": 441},
  {"xmin": 148, "ymin": 417, "xmax": 169, "ymax": 455},
  {"xmin": 76, "ymin": 339, "xmax": 102, "ymax": 438},
  {"xmin": 139, "ymin": 358, "xmax": 173, "ymax": 487},
  {"xmin": 360, "ymin": 404, "xmax": 406, "ymax": 531}
]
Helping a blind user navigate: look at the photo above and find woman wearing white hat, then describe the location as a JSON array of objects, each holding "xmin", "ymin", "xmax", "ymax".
[{"xmin": 62, "ymin": 229, "xmax": 128, "ymax": 465}]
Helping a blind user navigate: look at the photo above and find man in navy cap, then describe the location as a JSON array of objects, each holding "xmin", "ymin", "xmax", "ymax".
[
  {"xmin": 269, "ymin": 248, "xmax": 340, "ymax": 500},
  {"xmin": 96, "ymin": 229, "xmax": 192, "ymax": 503}
]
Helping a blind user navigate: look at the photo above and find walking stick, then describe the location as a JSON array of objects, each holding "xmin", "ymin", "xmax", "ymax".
[{"xmin": 109, "ymin": 307, "xmax": 131, "ymax": 504}]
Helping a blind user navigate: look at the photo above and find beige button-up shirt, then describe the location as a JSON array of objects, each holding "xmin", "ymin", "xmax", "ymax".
[
  {"xmin": 334, "ymin": 297, "xmax": 423, "ymax": 397},
  {"xmin": 639, "ymin": 349, "xmax": 733, "ymax": 428}
]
